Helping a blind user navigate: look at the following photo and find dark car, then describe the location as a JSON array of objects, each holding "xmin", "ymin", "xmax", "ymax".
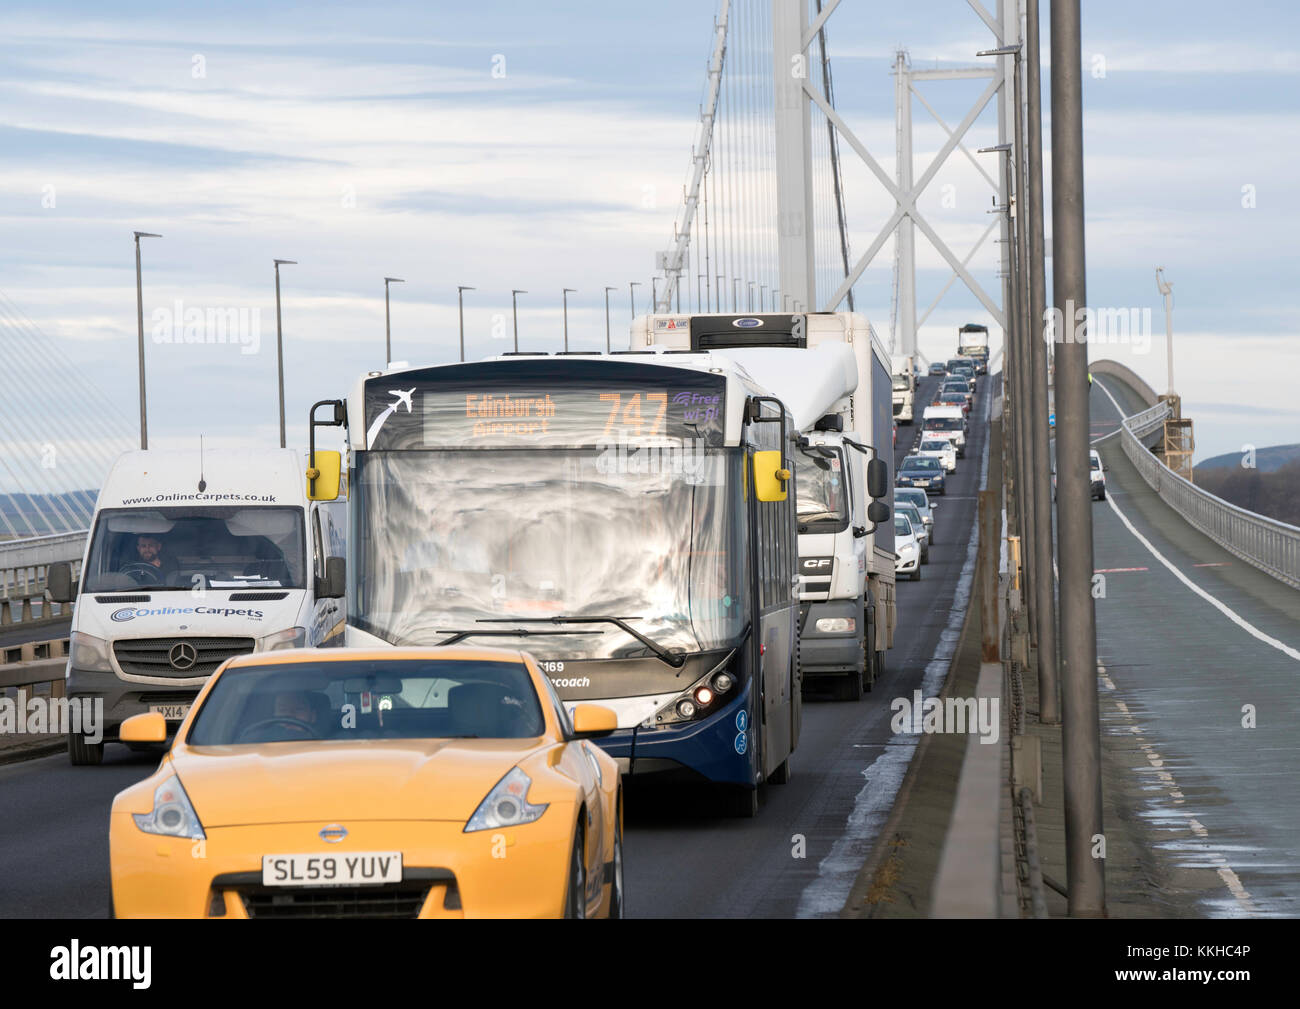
[
  {"xmin": 896, "ymin": 455, "xmax": 946, "ymax": 495},
  {"xmin": 929, "ymin": 361, "xmax": 947, "ymax": 376}
]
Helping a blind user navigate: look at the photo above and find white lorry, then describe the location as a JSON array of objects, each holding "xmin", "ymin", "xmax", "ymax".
[
  {"xmin": 957, "ymin": 323, "xmax": 989, "ymax": 375},
  {"xmin": 630, "ymin": 312, "xmax": 895, "ymax": 701},
  {"xmin": 891, "ymin": 354, "xmax": 916, "ymax": 424},
  {"xmin": 48, "ymin": 447, "xmax": 347, "ymax": 764}
]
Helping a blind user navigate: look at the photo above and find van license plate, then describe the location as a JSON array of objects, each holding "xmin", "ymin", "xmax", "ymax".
[{"xmin": 149, "ymin": 704, "xmax": 190, "ymax": 720}]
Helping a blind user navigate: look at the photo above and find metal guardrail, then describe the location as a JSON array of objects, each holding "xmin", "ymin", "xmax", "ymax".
[
  {"xmin": 1116, "ymin": 398, "xmax": 1300, "ymax": 590},
  {"xmin": 0, "ymin": 532, "xmax": 84, "ymax": 624}
]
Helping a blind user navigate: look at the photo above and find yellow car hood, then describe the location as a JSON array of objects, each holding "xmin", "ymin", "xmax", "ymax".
[{"xmin": 169, "ymin": 738, "xmax": 546, "ymax": 827}]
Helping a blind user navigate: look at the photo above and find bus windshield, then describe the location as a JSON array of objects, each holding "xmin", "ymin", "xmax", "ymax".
[
  {"xmin": 82, "ymin": 506, "xmax": 307, "ymax": 592},
  {"xmin": 349, "ymin": 449, "xmax": 747, "ymax": 660}
]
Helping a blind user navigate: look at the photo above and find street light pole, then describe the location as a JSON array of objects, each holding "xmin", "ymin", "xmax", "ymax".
[
  {"xmin": 1157, "ymin": 268, "xmax": 1174, "ymax": 395},
  {"xmin": 562, "ymin": 288, "xmax": 576, "ymax": 351},
  {"xmin": 603, "ymin": 287, "xmax": 616, "ymax": 352},
  {"xmin": 629, "ymin": 281, "xmax": 640, "ymax": 320},
  {"xmin": 133, "ymin": 231, "xmax": 161, "ymax": 450},
  {"xmin": 457, "ymin": 286, "xmax": 474, "ymax": 362},
  {"xmin": 1026, "ymin": 0, "xmax": 1060, "ymax": 724},
  {"xmin": 383, "ymin": 277, "xmax": 404, "ymax": 365},
  {"xmin": 1051, "ymin": 0, "xmax": 1106, "ymax": 917},
  {"xmin": 511, "ymin": 290, "xmax": 526, "ymax": 352},
  {"xmin": 273, "ymin": 259, "xmax": 297, "ymax": 449}
]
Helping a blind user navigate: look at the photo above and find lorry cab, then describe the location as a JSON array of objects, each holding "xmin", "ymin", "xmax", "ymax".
[{"xmin": 49, "ymin": 447, "xmax": 347, "ymax": 764}]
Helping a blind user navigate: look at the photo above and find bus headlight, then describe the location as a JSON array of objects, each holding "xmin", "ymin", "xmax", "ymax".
[
  {"xmin": 694, "ymin": 686, "xmax": 714, "ymax": 707},
  {"xmin": 676, "ymin": 699, "xmax": 697, "ymax": 719},
  {"xmin": 713, "ymin": 672, "xmax": 734, "ymax": 694}
]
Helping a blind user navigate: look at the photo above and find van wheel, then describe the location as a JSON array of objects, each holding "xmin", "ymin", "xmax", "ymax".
[{"xmin": 69, "ymin": 732, "xmax": 104, "ymax": 766}]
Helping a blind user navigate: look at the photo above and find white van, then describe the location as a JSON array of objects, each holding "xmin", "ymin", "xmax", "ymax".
[
  {"xmin": 48, "ymin": 447, "xmax": 346, "ymax": 764},
  {"xmin": 921, "ymin": 404, "xmax": 967, "ymax": 458}
]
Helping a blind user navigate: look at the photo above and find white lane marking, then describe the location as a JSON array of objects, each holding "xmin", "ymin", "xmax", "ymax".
[
  {"xmin": 1092, "ymin": 376, "xmax": 1300, "ymax": 662},
  {"xmin": 1103, "ymin": 479, "xmax": 1300, "ymax": 664},
  {"xmin": 796, "ymin": 388, "xmax": 992, "ymax": 918},
  {"xmin": 1090, "ymin": 378, "xmax": 1129, "ymax": 444},
  {"xmin": 1098, "ymin": 665, "xmax": 1258, "ymax": 915}
]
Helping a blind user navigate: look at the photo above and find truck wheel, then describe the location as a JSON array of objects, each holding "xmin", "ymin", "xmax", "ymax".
[
  {"xmin": 69, "ymin": 731, "xmax": 104, "ymax": 766},
  {"xmin": 835, "ymin": 667, "xmax": 864, "ymax": 702}
]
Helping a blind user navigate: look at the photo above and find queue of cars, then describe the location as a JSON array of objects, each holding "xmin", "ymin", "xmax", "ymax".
[{"xmin": 892, "ymin": 356, "xmax": 980, "ymax": 582}]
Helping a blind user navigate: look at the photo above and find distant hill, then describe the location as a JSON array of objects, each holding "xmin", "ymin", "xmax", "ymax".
[
  {"xmin": 1195, "ymin": 460, "xmax": 1300, "ymax": 527},
  {"xmin": 1198, "ymin": 444, "xmax": 1300, "ymax": 473}
]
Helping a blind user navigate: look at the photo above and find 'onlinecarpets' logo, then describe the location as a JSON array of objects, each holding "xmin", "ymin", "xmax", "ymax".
[{"xmin": 110, "ymin": 605, "xmax": 265, "ymax": 622}]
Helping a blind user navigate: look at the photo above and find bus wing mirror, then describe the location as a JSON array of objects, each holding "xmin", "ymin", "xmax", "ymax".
[
  {"xmin": 318, "ymin": 556, "xmax": 346, "ymax": 599},
  {"xmin": 753, "ymin": 450, "xmax": 789, "ymax": 502},
  {"xmin": 867, "ymin": 458, "xmax": 889, "ymax": 499},
  {"xmin": 47, "ymin": 561, "xmax": 76, "ymax": 603},
  {"xmin": 867, "ymin": 501, "xmax": 891, "ymax": 526},
  {"xmin": 306, "ymin": 450, "xmax": 342, "ymax": 502}
]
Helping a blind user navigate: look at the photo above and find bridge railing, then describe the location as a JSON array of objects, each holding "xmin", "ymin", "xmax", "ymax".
[
  {"xmin": 0, "ymin": 531, "xmax": 85, "ymax": 625},
  {"xmin": 1116, "ymin": 398, "xmax": 1300, "ymax": 590}
]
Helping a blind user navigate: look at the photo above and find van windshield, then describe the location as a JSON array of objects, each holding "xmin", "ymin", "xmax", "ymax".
[{"xmin": 83, "ymin": 506, "xmax": 307, "ymax": 592}]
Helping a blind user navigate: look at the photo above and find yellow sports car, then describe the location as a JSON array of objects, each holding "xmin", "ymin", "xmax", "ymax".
[{"xmin": 109, "ymin": 646, "xmax": 623, "ymax": 918}]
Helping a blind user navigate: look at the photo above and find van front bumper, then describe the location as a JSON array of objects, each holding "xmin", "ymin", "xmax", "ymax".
[{"xmin": 66, "ymin": 667, "xmax": 202, "ymax": 740}]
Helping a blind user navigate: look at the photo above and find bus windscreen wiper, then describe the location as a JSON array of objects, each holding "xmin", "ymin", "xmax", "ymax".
[
  {"xmin": 433, "ymin": 628, "xmax": 603, "ymax": 647},
  {"xmin": 476, "ymin": 616, "xmax": 687, "ymax": 668}
]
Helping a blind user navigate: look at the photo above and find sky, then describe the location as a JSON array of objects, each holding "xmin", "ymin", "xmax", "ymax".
[{"xmin": 1, "ymin": 0, "xmax": 1298, "ymax": 495}]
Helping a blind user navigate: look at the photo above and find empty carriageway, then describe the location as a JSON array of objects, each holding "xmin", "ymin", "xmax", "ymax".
[{"xmin": 1079, "ymin": 370, "xmax": 1300, "ymax": 916}]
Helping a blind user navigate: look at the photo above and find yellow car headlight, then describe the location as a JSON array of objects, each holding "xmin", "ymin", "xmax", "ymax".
[
  {"xmin": 464, "ymin": 767, "xmax": 548, "ymax": 833},
  {"xmin": 132, "ymin": 774, "xmax": 206, "ymax": 840}
]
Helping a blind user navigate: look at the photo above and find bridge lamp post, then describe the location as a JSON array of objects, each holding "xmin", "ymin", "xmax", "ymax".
[
  {"xmin": 383, "ymin": 277, "xmax": 404, "ymax": 365},
  {"xmin": 628, "ymin": 281, "xmax": 640, "ymax": 320},
  {"xmin": 510, "ymin": 290, "xmax": 527, "ymax": 352},
  {"xmin": 273, "ymin": 259, "xmax": 297, "ymax": 449},
  {"xmin": 562, "ymin": 288, "xmax": 576, "ymax": 352},
  {"xmin": 603, "ymin": 287, "xmax": 616, "ymax": 352},
  {"xmin": 457, "ymin": 286, "xmax": 474, "ymax": 362},
  {"xmin": 651, "ymin": 277, "xmax": 659, "ymax": 314},
  {"xmin": 133, "ymin": 231, "xmax": 162, "ymax": 450},
  {"xmin": 1156, "ymin": 268, "xmax": 1174, "ymax": 396}
]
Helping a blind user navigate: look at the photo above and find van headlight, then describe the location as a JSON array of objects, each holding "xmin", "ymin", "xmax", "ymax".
[
  {"xmin": 815, "ymin": 617, "xmax": 856, "ymax": 633},
  {"xmin": 259, "ymin": 626, "xmax": 308, "ymax": 651},
  {"xmin": 133, "ymin": 774, "xmax": 206, "ymax": 840},
  {"xmin": 465, "ymin": 767, "xmax": 548, "ymax": 832},
  {"xmin": 70, "ymin": 632, "xmax": 114, "ymax": 672}
]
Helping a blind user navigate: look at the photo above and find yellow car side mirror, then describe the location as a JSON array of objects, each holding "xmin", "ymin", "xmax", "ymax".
[
  {"xmin": 306, "ymin": 450, "xmax": 341, "ymax": 501},
  {"xmin": 753, "ymin": 449, "xmax": 789, "ymax": 502},
  {"xmin": 571, "ymin": 704, "xmax": 617, "ymax": 739},
  {"xmin": 119, "ymin": 711, "xmax": 169, "ymax": 744}
]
